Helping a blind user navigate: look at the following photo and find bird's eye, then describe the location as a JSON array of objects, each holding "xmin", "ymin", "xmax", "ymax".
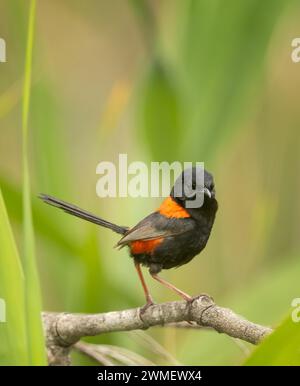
[{"xmin": 210, "ymin": 183, "xmax": 214, "ymax": 191}]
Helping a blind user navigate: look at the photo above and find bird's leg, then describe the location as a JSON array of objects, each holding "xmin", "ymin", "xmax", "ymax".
[
  {"xmin": 150, "ymin": 271, "xmax": 192, "ymax": 302},
  {"xmin": 134, "ymin": 261, "xmax": 154, "ymax": 310}
]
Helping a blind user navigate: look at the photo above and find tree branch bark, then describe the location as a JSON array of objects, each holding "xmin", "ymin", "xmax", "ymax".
[{"xmin": 42, "ymin": 295, "xmax": 272, "ymax": 365}]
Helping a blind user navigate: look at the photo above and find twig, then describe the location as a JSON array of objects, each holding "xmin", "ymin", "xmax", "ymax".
[
  {"xmin": 75, "ymin": 342, "xmax": 155, "ymax": 366},
  {"xmin": 128, "ymin": 330, "xmax": 181, "ymax": 365},
  {"xmin": 75, "ymin": 341, "xmax": 115, "ymax": 366}
]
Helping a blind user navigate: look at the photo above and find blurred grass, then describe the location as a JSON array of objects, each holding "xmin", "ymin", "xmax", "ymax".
[
  {"xmin": 0, "ymin": 188, "xmax": 28, "ymax": 365},
  {"xmin": 0, "ymin": 0, "xmax": 299, "ymax": 365},
  {"xmin": 138, "ymin": 61, "xmax": 183, "ymax": 162},
  {"xmin": 21, "ymin": 0, "xmax": 46, "ymax": 365},
  {"xmin": 178, "ymin": 0, "xmax": 290, "ymax": 161}
]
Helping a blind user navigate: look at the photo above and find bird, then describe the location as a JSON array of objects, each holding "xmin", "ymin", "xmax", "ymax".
[{"xmin": 39, "ymin": 167, "xmax": 218, "ymax": 309}]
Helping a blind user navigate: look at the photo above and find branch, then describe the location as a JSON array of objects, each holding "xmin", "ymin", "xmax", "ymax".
[{"xmin": 42, "ymin": 295, "xmax": 272, "ymax": 365}]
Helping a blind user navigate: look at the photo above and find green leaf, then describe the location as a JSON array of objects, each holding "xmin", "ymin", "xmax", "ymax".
[
  {"xmin": 21, "ymin": 0, "xmax": 46, "ymax": 365},
  {"xmin": 0, "ymin": 188, "xmax": 28, "ymax": 365},
  {"xmin": 244, "ymin": 314, "xmax": 300, "ymax": 366},
  {"xmin": 180, "ymin": 0, "xmax": 289, "ymax": 161},
  {"xmin": 138, "ymin": 61, "xmax": 183, "ymax": 162}
]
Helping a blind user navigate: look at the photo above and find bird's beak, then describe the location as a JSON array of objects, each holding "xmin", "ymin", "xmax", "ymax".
[{"xmin": 203, "ymin": 187, "xmax": 211, "ymax": 199}]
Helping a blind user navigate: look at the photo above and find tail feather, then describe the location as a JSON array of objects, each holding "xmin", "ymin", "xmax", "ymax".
[{"xmin": 39, "ymin": 194, "xmax": 128, "ymax": 235}]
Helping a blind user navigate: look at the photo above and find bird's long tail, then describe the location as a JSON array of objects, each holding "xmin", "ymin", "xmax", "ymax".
[{"xmin": 39, "ymin": 194, "xmax": 128, "ymax": 235}]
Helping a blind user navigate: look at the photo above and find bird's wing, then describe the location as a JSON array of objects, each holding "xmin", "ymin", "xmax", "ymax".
[{"xmin": 116, "ymin": 212, "xmax": 194, "ymax": 248}]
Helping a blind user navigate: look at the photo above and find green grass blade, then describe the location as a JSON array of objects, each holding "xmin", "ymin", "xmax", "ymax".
[
  {"xmin": 0, "ymin": 188, "xmax": 28, "ymax": 365},
  {"xmin": 22, "ymin": 0, "xmax": 46, "ymax": 365},
  {"xmin": 244, "ymin": 314, "xmax": 300, "ymax": 365}
]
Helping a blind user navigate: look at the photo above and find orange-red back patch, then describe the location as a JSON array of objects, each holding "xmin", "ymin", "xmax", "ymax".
[
  {"xmin": 130, "ymin": 238, "xmax": 163, "ymax": 255},
  {"xmin": 158, "ymin": 196, "xmax": 190, "ymax": 218}
]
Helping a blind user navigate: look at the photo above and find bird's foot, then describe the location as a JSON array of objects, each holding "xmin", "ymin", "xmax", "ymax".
[
  {"xmin": 139, "ymin": 297, "xmax": 155, "ymax": 315},
  {"xmin": 185, "ymin": 294, "xmax": 214, "ymax": 326},
  {"xmin": 190, "ymin": 293, "xmax": 214, "ymax": 303}
]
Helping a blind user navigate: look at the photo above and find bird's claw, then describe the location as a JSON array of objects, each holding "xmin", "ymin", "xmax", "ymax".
[
  {"xmin": 185, "ymin": 294, "xmax": 213, "ymax": 325},
  {"xmin": 139, "ymin": 299, "xmax": 155, "ymax": 315},
  {"xmin": 190, "ymin": 293, "xmax": 214, "ymax": 303}
]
